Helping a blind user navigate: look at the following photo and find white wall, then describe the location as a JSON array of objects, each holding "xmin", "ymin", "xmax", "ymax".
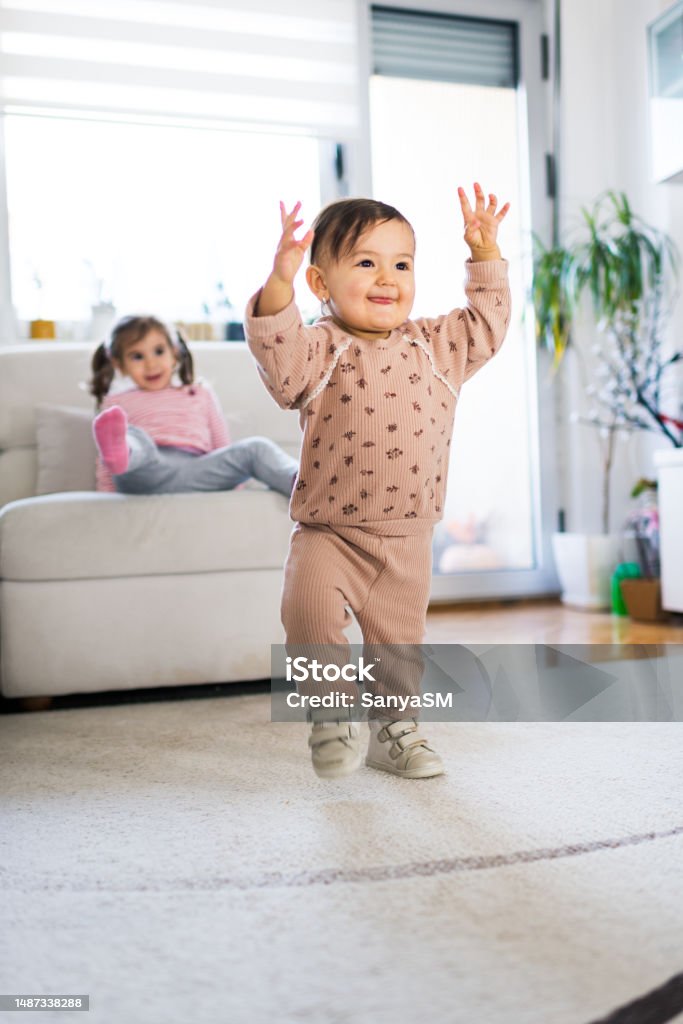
[{"xmin": 551, "ymin": 0, "xmax": 683, "ymax": 533}]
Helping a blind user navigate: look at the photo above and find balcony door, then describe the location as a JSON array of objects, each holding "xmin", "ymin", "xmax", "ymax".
[{"xmin": 366, "ymin": 0, "xmax": 556, "ymax": 600}]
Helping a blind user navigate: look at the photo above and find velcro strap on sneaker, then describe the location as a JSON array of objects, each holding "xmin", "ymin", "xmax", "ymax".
[
  {"xmin": 378, "ymin": 720, "xmax": 417, "ymax": 743},
  {"xmin": 389, "ymin": 735, "xmax": 430, "ymax": 760},
  {"xmin": 307, "ymin": 707, "xmax": 354, "ymax": 725},
  {"xmin": 308, "ymin": 723, "xmax": 357, "ymax": 749}
]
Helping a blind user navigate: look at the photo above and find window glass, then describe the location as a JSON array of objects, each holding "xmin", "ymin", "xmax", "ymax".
[
  {"xmin": 370, "ymin": 75, "xmax": 535, "ymax": 573},
  {"xmin": 5, "ymin": 115, "xmax": 321, "ymax": 329}
]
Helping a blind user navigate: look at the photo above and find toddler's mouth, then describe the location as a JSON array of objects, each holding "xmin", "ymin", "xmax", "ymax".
[
  {"xmin": 368, "ymin": 297, "xmax": 394, "ymax": 305},
  {"xmin": 145, "ymin": 373, "xmax": 163, "ymax": 382}
]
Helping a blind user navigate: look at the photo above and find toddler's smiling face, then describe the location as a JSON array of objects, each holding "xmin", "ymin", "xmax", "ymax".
[{"xmin": 310, "ymin": 219, "xmax": 416, "ymax": 341}]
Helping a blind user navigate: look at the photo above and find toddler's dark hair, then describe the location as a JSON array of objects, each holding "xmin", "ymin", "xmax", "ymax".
[
  {"xmin": 310, "ymin": 198, "xmax": 414, "ymax": 266},
  {"xmin": 89, "ymin": 315, "xmax": 194, "ymax": 406}
]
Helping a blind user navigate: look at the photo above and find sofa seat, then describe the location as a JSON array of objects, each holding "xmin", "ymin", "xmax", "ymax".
[
  {"xmin": 0, "ymin": 485, "xmax": 296, "ymax": 699},
  {"xmin": 0, "ymin": 490, "xmax": 293, "ymax": 581}
]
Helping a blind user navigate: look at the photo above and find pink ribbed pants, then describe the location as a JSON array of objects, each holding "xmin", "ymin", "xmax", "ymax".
[
  {"xmin": 281, "ymin": 523, "xmax": 433, "ymax": 716},
  {"xmin": 282, "ymin": 522, "xmax": 433, "ymax": 643}
]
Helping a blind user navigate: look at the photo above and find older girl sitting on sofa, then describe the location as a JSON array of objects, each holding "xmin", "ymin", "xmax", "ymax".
[{"xmin": 90, "ymin": 314, "xmax": 298, "ymax": 497}]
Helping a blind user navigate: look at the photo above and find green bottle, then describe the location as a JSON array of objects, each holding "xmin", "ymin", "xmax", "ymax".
[{"xmin": 611, "ymin": 562, "xmax": 642, "ymax": 615}]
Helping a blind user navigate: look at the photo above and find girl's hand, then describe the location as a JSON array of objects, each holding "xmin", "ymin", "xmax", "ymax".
[
  {"xmin": 458, "ymin": 183, "xmax": 510, "ymax": 254},
  {"xmin": 272, "ymin": 201, "xmax": 314, "ymax": 284},
  {"xmin": 254, "ymin": 201, "xmax": 313, "ymax": 316}
]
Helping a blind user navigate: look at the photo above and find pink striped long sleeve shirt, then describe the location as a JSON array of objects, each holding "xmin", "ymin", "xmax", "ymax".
[{"xmin": 96, "ymin": 382, "xmax": 230, "ymax": 492}]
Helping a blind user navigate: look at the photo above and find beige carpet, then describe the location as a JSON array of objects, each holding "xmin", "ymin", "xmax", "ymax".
[{"xmin": 1, "ymin": 693, "xmax": 683, "ymax": 1024}]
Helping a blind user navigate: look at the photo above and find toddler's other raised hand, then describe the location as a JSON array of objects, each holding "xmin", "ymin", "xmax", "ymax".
[
  {"xmin": 256, "ymin": 202, "xmax": 314, "ymax": 316},
  {"xmin": 273, "ymin": 201, "xmax": 314, "ymax": 285},
  {"xmin": 458, "ymin": 183, "xmax": 510, "ymax": 260}
]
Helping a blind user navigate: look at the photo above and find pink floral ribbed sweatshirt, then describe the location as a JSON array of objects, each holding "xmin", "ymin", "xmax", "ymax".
[{"xmin": 245, "ymin": 258, "xmax": 511, "ymax": 533}]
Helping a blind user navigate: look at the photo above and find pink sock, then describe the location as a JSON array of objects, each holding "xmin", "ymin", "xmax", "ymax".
[{"xmin": 93, "ymin": 406, "xmax": 129, "ymax": 474}]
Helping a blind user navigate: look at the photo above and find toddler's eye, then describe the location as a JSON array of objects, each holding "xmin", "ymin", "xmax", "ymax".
[
  {"xmin": 155, "ymin": 347, "xmax": 166, "ymax": 356},
  {"xmin": 130, "ymin": 352, "xmax": 143, "ymax": 361},
  {"xmin": 357, "ymin": 259, "xmax": 374, "ymax": 267},
  {"xmin": 396, "ymin": 262, "xmax": 411, "ymax": 271}
]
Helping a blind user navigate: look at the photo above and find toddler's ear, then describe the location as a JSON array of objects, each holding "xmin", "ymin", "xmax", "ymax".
[{"xmin": 306, "ymin": 263, "xmax": 328, "ymax": 301}]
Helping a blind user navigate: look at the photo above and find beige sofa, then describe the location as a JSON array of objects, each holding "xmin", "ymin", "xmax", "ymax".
[{"xmin": 0, "ymin": 342, "xmax": 302, "ymax": 699}]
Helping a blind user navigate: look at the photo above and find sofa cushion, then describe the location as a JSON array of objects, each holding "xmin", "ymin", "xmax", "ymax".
[
  {"xmin": 35, "ymin": 404, "xmax": 97, "ymax": 495},
  {"xmin": 0, "ymin": 490, "xmax": 294, "ymax": 581}
]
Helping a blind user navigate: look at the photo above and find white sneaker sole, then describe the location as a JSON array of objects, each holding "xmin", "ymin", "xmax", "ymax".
[{"xmin": 365, "ymin": 756, "xmax": 445, "ymax": 779}]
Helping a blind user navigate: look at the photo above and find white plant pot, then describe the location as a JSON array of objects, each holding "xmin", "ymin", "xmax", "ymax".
[
  {"xmin": 89, "ymin": 302, "xmax": 117, "ymax": 343},
  {"xmin": 551, "ymin": 533, "xmax": 621, "ymax": 610}
]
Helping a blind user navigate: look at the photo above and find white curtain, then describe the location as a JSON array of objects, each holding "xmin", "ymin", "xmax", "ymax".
[{"xmin": 0, "ymin": 0, "xmax": 360, "ymax": 137}]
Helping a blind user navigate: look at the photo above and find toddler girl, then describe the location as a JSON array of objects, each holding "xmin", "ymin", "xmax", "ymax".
[
  {"xmin": 245, "ymin": 186, "xmax": 511, "ymax": 780},
  {"xmin": 90, "ymin": 314, "xmax": 298, "ymax": 496}
]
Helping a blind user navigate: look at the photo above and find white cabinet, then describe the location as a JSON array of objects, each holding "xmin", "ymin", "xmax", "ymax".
[
  {"xmin": 648, "ymin": 2, "xmax": 683, "ymax": 184},
  {"xmin": 654, "ymin": 448, "xmax": 683, "ymax": 612}
]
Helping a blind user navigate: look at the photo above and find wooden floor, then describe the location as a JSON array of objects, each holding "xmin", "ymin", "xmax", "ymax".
[
  {"xmin": 7, "ymin": 598, "xmax": 682, "ymax": 714},
  {"xmin": 425, "ymin": 598, "xmax": 683, "ymax": 644}
]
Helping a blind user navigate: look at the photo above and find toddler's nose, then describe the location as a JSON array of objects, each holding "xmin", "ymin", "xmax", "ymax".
[{"xmin": 377, "ymin": 265, "xmax": 396, "ymax": 285}]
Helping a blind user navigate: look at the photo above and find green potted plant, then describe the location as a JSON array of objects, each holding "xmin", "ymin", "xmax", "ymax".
[{"xmin": 532, "ymin": 191, "xmax": 681, "ymax": 608}]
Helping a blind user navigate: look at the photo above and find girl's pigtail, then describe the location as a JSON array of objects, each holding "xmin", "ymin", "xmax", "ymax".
[
  {"xmin": 175, "ymin": 327, "xmax": 195, "ymax": 386},
  {"xmin": 89, "ymin": 342, "xmax": 115, "ymax": 407}
]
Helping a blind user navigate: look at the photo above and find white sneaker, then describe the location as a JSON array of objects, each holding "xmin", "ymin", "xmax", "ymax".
[
  {"xmin": 308, "ymin": 719, "xmax": 362, "ymax": 779},
  {"xmin": 366, "ymin": 718, "xmax": 444, "ymax": 779}
]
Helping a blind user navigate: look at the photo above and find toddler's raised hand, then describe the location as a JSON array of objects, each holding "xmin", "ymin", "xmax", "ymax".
[
  {"xmin": 272, "ymin": 201, "xmax": 314, "ymax": 285},
  {"xmin": 458, "ymin": 183, "xmax": 510, "ymax": 258},
  {"xmin": 255, "ymin": 202, "xmax": 314, "ymax": 316}
]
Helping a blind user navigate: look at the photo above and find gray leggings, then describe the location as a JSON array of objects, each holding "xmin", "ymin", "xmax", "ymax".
[{"xmin": 112, "ymin": 426, "xmax": 298, "ymax": 497}]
